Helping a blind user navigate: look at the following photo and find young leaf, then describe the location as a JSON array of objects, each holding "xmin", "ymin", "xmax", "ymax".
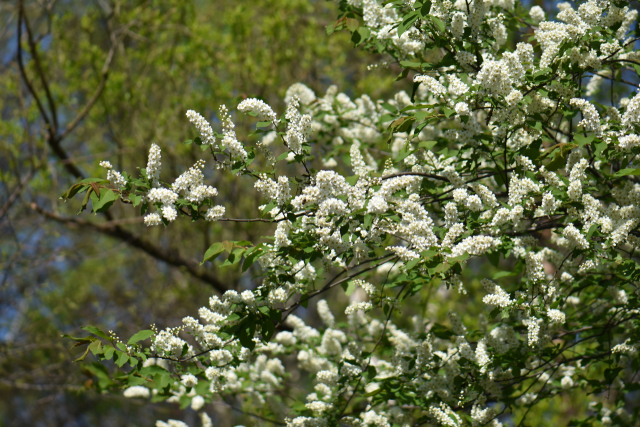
[
  {"xmin": 74, "ymin": 346, "xmax": 92, "ymax": 362},
  {"xmin": 614, "ymin": 168, "xmax": 640, "ymax": 177},
  {"xmin": 82, "ymin": 326, "xmax": 110, "ymax": 341},
  {"xmin": 201, "ymin": 242, "xmax": 225, "ymax": 265},
  {"xmin": 92, "ymin": 189, "xmax": 119, "ymax": 213},
  {"xmin": 127, "ymin": 330, "xmax": 155, "ymax": 345}
]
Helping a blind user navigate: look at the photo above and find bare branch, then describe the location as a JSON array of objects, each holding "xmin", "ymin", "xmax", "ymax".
[
  {"xmin": 20, "ymin": 1, "xmax": 58, "ymax": 131},
  {"xmin": 30, "ymin": 203, "xmax": 229, "ymax": 293}
]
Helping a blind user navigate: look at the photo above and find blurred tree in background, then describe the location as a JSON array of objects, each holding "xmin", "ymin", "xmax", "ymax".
[{"xmin": 0, "ymin": 0, "xmax": 395, "ymax": 425}]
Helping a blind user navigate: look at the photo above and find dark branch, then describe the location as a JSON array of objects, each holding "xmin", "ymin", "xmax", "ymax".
[{"xmin": 31, "ymin": 203, "xmax": 229, "ymax": 293}]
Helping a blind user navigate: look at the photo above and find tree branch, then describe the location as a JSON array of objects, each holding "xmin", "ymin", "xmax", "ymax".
[
  {"xmin": 20, "ymin": 1, "xmax": 58, "ymax": 131},
  {"xmin": 30, "ymin": 203, "xmax": 229, "ymax": 293}
]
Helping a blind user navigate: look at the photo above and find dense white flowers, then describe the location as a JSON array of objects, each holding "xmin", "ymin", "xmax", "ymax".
[
  {"xmin": 186, "ymin": 110, "xmax": 216, "ymax": 146},
  {"xmin": 563, "ymin": 224, "xmax": 589, "ymax": 249},
  {"xmin": 146, "ymin": 144, "xmax": 162, "ymax": 185},
  {"xmin": 219, "ymin": 105, "xmax": 248, "ymax": 161},
  {"xmin": 144, "ymin": 212, "xmax": 163, "ymax": 226},
  {"xmin": 530, "ymin": 5, "xmax": 545, "ymax": 22},
  {"xmin": 481, "ymin": 279, "xmax": 511, "ymax": 307},
  {"xmin": 84, "ymin": 2, "xmax": 640, "ymax": 426},
  {"xmin": 123, "ymin": 386, "xmax": 150, "ymax": 399},
  {"xmin": 285, "ymin": 83, "xmax": 316, "ymax": 105},
  {"xmin": 107, "ymin": 170, "xmax": 127, "ymax": 188},
  {"xmin": 570, "ymin": 98, "xmax": 602, "ymax": 136},
  {"xmin": 237, "ymin": 98, "xmax": 278, "ymax": 122},
  {"xmin": 455, "ymin": 102, "xmax": 469, "ymax": 116},
  {"xmin": 414, "ymin": 75, "xmax": 446, "ymax": 97}
]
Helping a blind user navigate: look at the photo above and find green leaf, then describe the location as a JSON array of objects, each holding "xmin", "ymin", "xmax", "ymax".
[
  {"xmin": 88, "ymin": 340, "xmax": 103, "ymax": 356},
  {"xmin": 242, "ymin": 246, "xmax": 265, "ymax": 272},
  {"xmin": 140, "ymin": 365, "xmax": 169, "ymax": 376},
  {"xmin": 130, "ymin": 193, "xmax": 142, "ymax": 207},
  {"xmin": 388, "ymin": 116, "xmax": 415, "ymax": 132},
  {"xmin": 276, "ymin": 152, "xmax": 289, "ymax": 162},
  {"xmin": 604, "ymin": 367, "xmax": 623, "ymax": 383},
  {"xmin": 92, "ymin": 189, "xmax": 119, "ymax": 213},
  {"xmin": 344, "ymin": 281, "xmax": 356, "ymax": 296},
  {"xmin": 346, "ymin": 17, "xmax": 359, "ymax": 32},
  {"xmin": 533, "ymin": 67, "xmax": 552, "ymax": 79},
  {"xmin": 493, "ymin": 271, "xmax": 517, "ymax": 279},
  {"xmin": 219, "ymin": 248, "xmax": 246, "ymax": 268},
  {"xmin": 246, "ymin": 149, "xmax": 256, "ymax": 166},
  {"xmin": 326, "ymin": 19, "xmax": 339, "ymax": 35},
  {"xmin": 545, "ymin": 143, "xmax": 577, "ymax": 171},
  {"xmin": 419, "ymin": 140, "xmax": 437, "ymax": 150},
  {"xmin": 430, "ymin": 16, "xmax": 445, "ymax": 32},
  {"xmin": 442, "ymin": 106, "xmax": 455, "ymax": 118},
  {"xmin": 155, "ymin": 372, "xmax": 170, "ymax": 389},
  {"xmin": 394, "ymin": 67, "xmax": 410, "ymax": 82},
  {"xmin": 574, "ymin": 134, "xmax": 594, "ymax": 147},
  {"xmin": 400, "ymin": 60, "xmax": 422, "ymax": 68},
  {"xmin": 614, "ymin": 168, "xmax": 640, "ymax": 177},
  {"xmin": 363, "ymin": 388, "xmax": 382, "ymax": 397},
  {"xmin": 405, "ymin": 258, "xmax": 421, "ymax": 270},
  {"xmin": 61, "ymin": 183, "xmax": 87, "ymax": 200},
  {"xmin": 395, "ymin": 146, "xmax": 414, "ymax": 162},
  {"xmin": 262, "ymin": 319, "xmax": 276, "ymax": 342},
  {"xmin": 355, "ymin": 26, "xmax": 370, "ymax": 46},
  {"xmin": 381, "ymin": 102, "xmax": 398, "ymax": 114},
  {"xmin": 231, "ymin": 161, "xmax": 245, "ymax": 173},
  {"xmin": 586, "ymin": 224, "xmax": 599, "ymax": 240},
  {"xmin": 418, "ymin": 0, "xmax": 432, "ymax": 18},
  {"xmin": 236, "ymin": 317, "xmax": 256, "ymax": 350},
  {"xmin": 126, "ymin": 376, "xmax": 146, "ymax": 386},
  {"xmin": 103, "ymin": 345, "xmax": 115, "ymax": 360},
  {"xmin": 179, "ymin": 395, "xmax": 192, "ymax": 410},
  {"xmin": 430, "ymin": 323, "xmax": 455, "ymax": 339},
  {"xmin": 201, "ymin": 242, "xmax": 225, "ymax": 265},
  {"xmin": 487, "ymin": 251, "xmax": 500, "ymax": 267},
  {"xmin": 398, "ymin": 11, "xmax": 418, "ymax": 37},
  {"xmin": 79, "ymin": 186, "xmax": 93, "ymax": 213},
  {"xmin": 262, "ymin": 202, "xmax": 277, "ymax": 217},
  {"xmin": 61, "ymin": 334, "xmax": 95, "ymax": 343},
  {"xmin": 74, "ymin": 346, "xmax": 91, "ymax": 362},
  {"xmin": 448, "ymin": 252, "xmax": 469, "ymax": 263},
  {"xmin": 82, "ymin": 326, "xmax": 110, "ymax": 340},
  {"xmin": 364, "ymin": 214, "xmax": 373, "ymax": 229},
  {"xmin": 127, "ymin": 330, "xmax": 155, "ymax": 345},
  {"xmin": 115, "ymin": 351, "xmax": 129, "ymax": 368}
]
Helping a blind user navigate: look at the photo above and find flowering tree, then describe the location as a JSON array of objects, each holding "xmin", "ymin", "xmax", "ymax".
[{"xmin": 62, "ymin": 0, "xmax": 640, "ymax": 425}]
